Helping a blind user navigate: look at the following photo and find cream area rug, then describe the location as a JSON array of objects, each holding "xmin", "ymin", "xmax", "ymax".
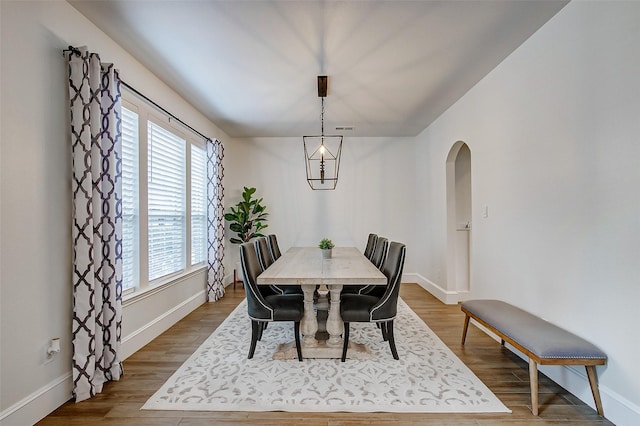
[{"xmin": 142, "ymin": 298, "xmax": 510, "ymax": 413}]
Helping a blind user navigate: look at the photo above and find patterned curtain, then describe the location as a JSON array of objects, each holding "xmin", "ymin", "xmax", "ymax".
[
  {"xmin": 207, "ymin": 138, "xmax": 225, "ymax": 301},
  {"xmin": 65, "ymin": 47, "xmax": 123, "ymax": 402}
]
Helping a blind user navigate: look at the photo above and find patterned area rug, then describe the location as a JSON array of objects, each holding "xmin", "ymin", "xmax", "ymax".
[{"xmin": 142, "ymin": 298, "xmax": 510, "ymax": 413}]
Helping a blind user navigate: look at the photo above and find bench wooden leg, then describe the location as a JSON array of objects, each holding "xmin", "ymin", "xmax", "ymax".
[
  {"xmin": 586, "ymin": 365, "xmax": 604, "ymax": 416},
  {"xmin": 529, "ymin": 358, "xmax": 539, "ymax": 416},
  {"xmin": 461, "ymin": 314, "xmax": 470, "ymax": 345}
]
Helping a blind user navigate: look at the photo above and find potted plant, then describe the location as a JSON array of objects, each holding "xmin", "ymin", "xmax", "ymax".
[
  {"xmin": 318, "ymin": 238, "xmax": 335, "ymax": 259},
  {"xmin": 224, "ymin": 187, "xmax": 268, "ymax": 244},
  {"xmin": 225, "ymin": 187, "xmax": 268, "ymax": 284}
]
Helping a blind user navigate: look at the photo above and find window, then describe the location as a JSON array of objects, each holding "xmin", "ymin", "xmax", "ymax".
[
  {"xmin": 147, "ymin": 121, "xmax": 186, "ymax": 280},
  {"xmin": 121, "ymin": 95, "xmax": 207, "ymax": 296},
  {"xmin": 191, "ymin": 144, "xmax": 207, "ymax": 265},
  {"xmin": 121, "ymin": 107, "xmax": 140, "ymax": 291}
]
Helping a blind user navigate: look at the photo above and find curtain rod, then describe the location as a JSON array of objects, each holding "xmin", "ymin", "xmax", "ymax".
[
  {"xmin": 64, "ymin": 46, "xmax": 211, "ymax": 141},
  {"xmin": 120, "ymin": 80, "xmax": 209, "ymax": 141}
]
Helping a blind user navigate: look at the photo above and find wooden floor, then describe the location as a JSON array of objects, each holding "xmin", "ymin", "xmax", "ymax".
[{"xmin": 40, "ymin": 284, "xmax": 613, "ymax": 425}]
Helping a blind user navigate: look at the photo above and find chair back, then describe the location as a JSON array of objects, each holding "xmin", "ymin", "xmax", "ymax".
[
  {"xmin": 370, "ymin": 237, "xmax": 388, "ymax": 269},
  {"xmin": 239, "ymin": 242, "xmax": 273, "ymax": 321},
  {"xmin": 363, "ymin": 233, "xmax": 377, "ymax": 259},
  {"xmin": 268, "ymin": 234, "xmax": 281, "ymax": 261},
  {"xmin": 255, "ymin": 237, "xmax": 274, "ymax": 270},
  {"xmin": 370, "ymin": 242, "xmax": 406, "ymax": 321}
]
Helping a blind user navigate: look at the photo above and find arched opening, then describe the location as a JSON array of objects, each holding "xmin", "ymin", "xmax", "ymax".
[{"xmin": 446, "ymin": 141, "xmax": 472, "ymax": 299}]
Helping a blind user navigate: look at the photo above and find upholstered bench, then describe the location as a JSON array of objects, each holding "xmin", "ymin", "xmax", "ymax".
[{"xmin": 460, "ymin": 299, "xmax": 607, "ymax": 416}]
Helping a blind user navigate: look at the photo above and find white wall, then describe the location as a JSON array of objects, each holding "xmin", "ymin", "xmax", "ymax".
[
  {"xmin": 3, "ymin": 0, "xmax": 638, "ymax": 425},
  {"xmin": 223, "ymin": 136, "xmax": 417, "ymax": 272},
  {"xmin": 0, "ymin": 2, "xmax": 229, "ymax": 424},
  {"xmin": 415, "ymin": 2, "xmax": 640, "ymax": 424}
]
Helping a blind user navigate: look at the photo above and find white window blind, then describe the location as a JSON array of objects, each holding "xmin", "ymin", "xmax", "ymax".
[
  {"xmin": 191, "ymin": 144, "xmax": 207, "ymax": 265},
  {"xmin": 121, "ymin": 107, "xmax": 139, "ymax": 290},
  {"xmin": 147, "ymin": 121, "xmax": 186, "ymax": 281}
]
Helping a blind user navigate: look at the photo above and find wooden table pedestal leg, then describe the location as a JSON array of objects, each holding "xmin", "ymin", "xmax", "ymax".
[
  {"xmin": 300, "ymin": 285, "xmax": 318, "ymax": 347},
  {"xmin": 326, "ymin": 284, "xmax": 344, "ymax": 347}
]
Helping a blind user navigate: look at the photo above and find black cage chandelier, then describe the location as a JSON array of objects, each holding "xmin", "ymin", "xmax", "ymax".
[{"xmin": 303, "ymin": 76, "xmax": 343, "ymax": 190}]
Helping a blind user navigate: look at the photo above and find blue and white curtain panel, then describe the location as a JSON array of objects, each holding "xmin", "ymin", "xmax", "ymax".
[
  {"xmin": 207, "ymin": 138, "xmax": 225, "ymax": 301},
  {"xmin": 65, "ymin": 46, "xmax": 123, "ymax": 402}
]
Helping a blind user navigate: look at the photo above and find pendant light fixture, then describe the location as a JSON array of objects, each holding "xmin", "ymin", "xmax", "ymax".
[{"xmin": 303, "ymin": 76, "xmax": 343, "ymax": 190}]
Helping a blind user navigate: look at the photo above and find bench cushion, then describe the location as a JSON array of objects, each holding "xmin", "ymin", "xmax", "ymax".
[{"xmin": 462, "ymin": 300, "xmax": 606, "ymax": 361}]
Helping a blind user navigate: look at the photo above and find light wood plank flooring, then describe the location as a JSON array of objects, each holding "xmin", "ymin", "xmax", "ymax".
[{"xmin": 39, "ymin": 284, "xmax": 613, "ymax": 425}]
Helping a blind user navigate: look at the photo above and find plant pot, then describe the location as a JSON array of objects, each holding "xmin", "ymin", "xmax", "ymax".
[{"xmin": 321, "ymin": 249, "xmax": 332, "ymax": 259}]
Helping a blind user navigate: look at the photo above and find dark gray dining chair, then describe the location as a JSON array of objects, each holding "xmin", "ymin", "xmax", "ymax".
[
  {"xmin": 239, "ymin": 242, "xmax": 304, "ymax": 361},
  {"xmin": 252, "ymin": 237, "xmax": 282, "ymax": 296},
  {"xmin": 255, "ymin": 237, "xmax": 274, "ymax": 270},
  {"xmin": 353, "ymin": 236, "xmax": 389, "ymax": 297},
  {"xmin": 267, "ymin": 234, "xmax": 282, "ymax": 262},
  {"xmin": 363, "ymin": 233, "xmax": 377, "ymax": 260},
  {"xmin": 342, "ymin": 235, "xmax": 386, "ymax": 296},
  {"xmin": 370, "ymin": 236, "xmax": 388, "ymax": 270},
  {"xmin": 340, "ymin": 241, "xmax": 406, "ymax": 361},
  {"xmin": 256, "ymin": 236, "xmax": 303, "ymax": 296}
]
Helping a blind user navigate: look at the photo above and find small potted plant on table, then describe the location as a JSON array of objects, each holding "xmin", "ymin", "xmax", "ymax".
[{"xmin": 318, "ymin": 238, "xmax": 335, "ymax": 259}]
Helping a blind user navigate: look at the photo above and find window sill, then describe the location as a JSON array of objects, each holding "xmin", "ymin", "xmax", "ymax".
[{"xmin": 123, "ymin": 265, "xmax": 207, "ymax": 307}]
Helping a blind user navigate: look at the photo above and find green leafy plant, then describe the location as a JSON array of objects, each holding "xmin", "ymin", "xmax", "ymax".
[
  {"xmin": 224, "ymin": 187, "xmax": 268, "ymax": 244},
  {"xmin": 318, "ymin": 238, "xmax": 335, "ymax": 250}
]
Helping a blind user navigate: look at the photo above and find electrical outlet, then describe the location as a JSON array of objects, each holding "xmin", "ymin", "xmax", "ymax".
[
  {"xmin": 44, "ymin": 338, "xmax": 60, "ymax": 364},
  {"xmin": 44, "ymin": 347, "xmax": 55, "ymax": 364}
]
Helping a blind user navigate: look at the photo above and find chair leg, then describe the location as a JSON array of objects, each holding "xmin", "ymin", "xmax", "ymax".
[
  {"xmin": 248, "ymin": 320, "xmax": 260, "ymax": 359},
  {"xmin": 387, "ymin": 320, "xmax": 399, "ymax": 360},
  {"xmin": 294, "ymin": 321, "xmax": 303, "ymax": 362},
  {"xmin": 461, "ymin": 314, "xmax": 470, "ymax": 345},
  {"xmin": 381, "ymin": 322, "xmax": 389, "ymax": 341},
  {"xmin": 341, "ymin": 322, "xmax": 350, "ymax": 362},
  {"xmin": 586, "ymin": 366, "xmax": 604, "ymax": 416},
  {"xmin": 529, "ymin": 358, "xmax": 539, "ymax": 415},
  {"xmin": 258, "ymin": 321, "xmax": 265, "ymax": 341}
]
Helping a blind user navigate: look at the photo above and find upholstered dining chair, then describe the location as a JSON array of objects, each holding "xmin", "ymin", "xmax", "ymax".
[
  {"xmin": 267, "ymin": 234, "xmax": 282, "ymax": 262},
  {"xmin": 255, "ymin": 237, "xmax": 274, "ymax": 270},
  {"xmin": 352, "ymin": 236, "xmax": 389, "ymax": 296},
  {"xmin": 255, "ymin": 236, "xmax": 303, "ymax": 296},
  {"xmin": 253, "ymin": 237, "xmax": 281, "ymax": 296},
  {"xmin": 239, "ymin": 242, "xmax": 304, "ymax": 361},
  {"xmin": 370, "ymin": 236, "xmax": 389, "ymax": 270},
  {"xmin": 340, "ymin": 241, "xmax": 406, "ymax": 362},
  {"xmin": 342, "ymin": 235, "xmax": 387, "ymax": 296},
  {"xmin": 363, "ymin": 233, "xmax": 377, "ymax": 260}
]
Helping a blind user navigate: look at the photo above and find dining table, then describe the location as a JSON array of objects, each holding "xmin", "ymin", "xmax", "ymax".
[{"xmin": 257, "ymin": 246, "xmax": 387, "ymax": 359}]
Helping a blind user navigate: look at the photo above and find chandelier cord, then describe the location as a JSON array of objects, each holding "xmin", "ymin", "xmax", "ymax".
[{"xmin": 321, "ymin": 97, "xmax": 325, "ymax": 136}]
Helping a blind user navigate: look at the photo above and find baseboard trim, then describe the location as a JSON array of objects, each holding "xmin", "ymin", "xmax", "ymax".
[
  {"xmin": 121, "ymin": 289, "xmax": 206, "ymax": 359},
  {"xmin": 0, "ymin": 372, "xmax": 72, "ymax": 426},
  {"xmin": 225, "ymin": 272, "xmax": 235, "ymax": 286},
  {"xmin": 1, "ymin": 290, "xmax": 206, "ymax": 426},
  {"xmin": 404, "ymin": 273, "xmax": 461, "ymax": 305}
]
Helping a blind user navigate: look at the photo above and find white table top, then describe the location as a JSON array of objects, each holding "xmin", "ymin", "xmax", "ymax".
[{"xmin": 257, "ymin": 246, "xmax": 386, "ymax": 286}]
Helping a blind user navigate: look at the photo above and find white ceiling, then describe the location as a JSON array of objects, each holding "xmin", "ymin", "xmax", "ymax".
[{"xmin": 69, "ymin": 0, "xmax": 568, "ymax": 138}]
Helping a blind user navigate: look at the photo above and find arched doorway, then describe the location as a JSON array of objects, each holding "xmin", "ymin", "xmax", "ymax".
[{"xmin": 446, "ymin": 142, "xmax": 472, "ymax": 299}]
